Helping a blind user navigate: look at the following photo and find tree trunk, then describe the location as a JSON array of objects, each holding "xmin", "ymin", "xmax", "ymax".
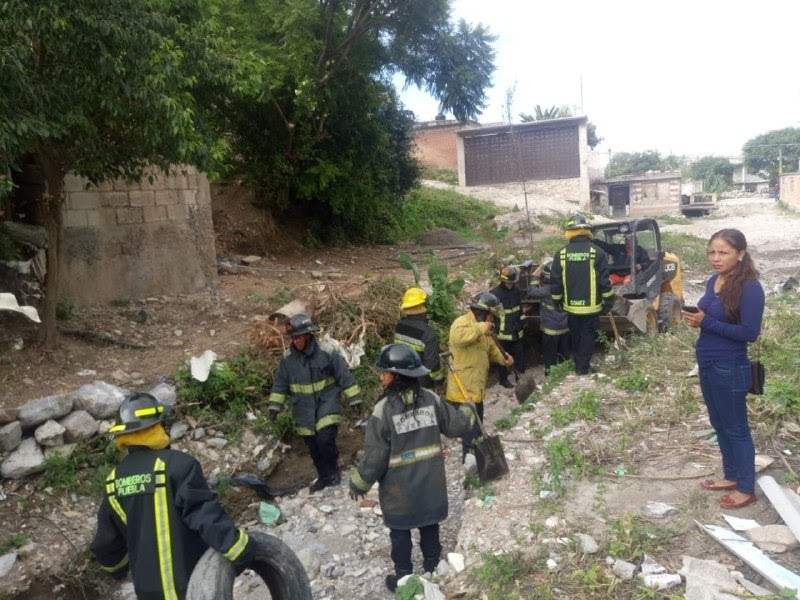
[{"xmin": 37, "ymin": 154, "xmax": 65, "ymax": 351}]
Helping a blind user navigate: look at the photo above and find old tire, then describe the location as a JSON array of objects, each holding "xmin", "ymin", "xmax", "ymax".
[
  {"xmin": 656, "ymin": 292, "xmax": 681, "ymax": 333},
  {"xmin": 186, "ymin": 530, "xmax": 312, "ymax": 600}
]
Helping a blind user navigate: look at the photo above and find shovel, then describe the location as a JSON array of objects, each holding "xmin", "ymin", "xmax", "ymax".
[
  {"xmin": 441, "ymin": 352, "xmax": 509, "ymax": 483},
  {"xmin": 608, "ymin": 311, "xmax": 628, "ymax": 351}
]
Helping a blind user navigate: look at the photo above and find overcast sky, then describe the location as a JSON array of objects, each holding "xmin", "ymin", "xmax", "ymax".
[{"xmin": 396, "ymin": 0, "xmax": 800, "ymax": 159}]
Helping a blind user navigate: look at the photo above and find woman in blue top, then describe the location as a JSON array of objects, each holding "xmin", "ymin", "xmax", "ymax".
[{"xmin": 683, "ymin": 229, "xmax": 764, "ymax": 509}]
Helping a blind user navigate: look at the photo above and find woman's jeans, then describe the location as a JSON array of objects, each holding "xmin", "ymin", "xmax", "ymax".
[{"xmin": 699, "ymin": 361, "xmax": 755, "ymax": 494}]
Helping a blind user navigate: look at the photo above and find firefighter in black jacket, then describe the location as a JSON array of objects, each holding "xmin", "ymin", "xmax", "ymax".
[
  {"xmin": 394, "ymin": 286, "xmax": 443, "ymax": 390},
  {"xmin": 269, "ymin": 313, "xmax": 363, "ymax": 492},
  {"xmin": 91, "ymin": 393, "xmax": 255, "ymax": 600},
  {"xmin": 550, "ymin": 214, "xmax": 614, "ymax": 375},
  {"xmin": 490, "ymin": 265, "xmax": 525, "ymax": 388}
]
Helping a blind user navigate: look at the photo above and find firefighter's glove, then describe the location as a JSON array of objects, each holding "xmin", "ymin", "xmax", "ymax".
[{"xmin": 602, "ymin": 297, "xmax": 616, "ymax": 315}]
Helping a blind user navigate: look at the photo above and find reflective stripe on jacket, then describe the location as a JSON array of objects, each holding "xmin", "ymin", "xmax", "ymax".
[
  {"xmin": 550, "ymin": 236, "xmax": 613, "ymax": 316},
  {"xmin": 394, "ymin": 314, "xmax": 443, "ymax": 388},
  {"xmin": 90, "ymin": 447, "xmax": 251, "ymax": 600},
  {"xmin": 490, "ymin": 283, "xmax": 523, "ymax": 341},
  {"xmin": 268, "ymin": 337, "xmax": 361, "ymax": 436},
  {"xmin": 445, "ymin": 311, "xmax": 506, "ymax": 404},
  {"xmin": 527, "ymin": 278, "xmax": 569, "ymax": 336},
  {"xmin": 349, "ymin": 387, "xmax": 474, "ymax": 529}
]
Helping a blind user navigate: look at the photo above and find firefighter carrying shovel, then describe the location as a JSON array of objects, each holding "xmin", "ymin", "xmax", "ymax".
[{"xmin": 444, "ymin": 292, "xmax": 513, "ymax": 466}]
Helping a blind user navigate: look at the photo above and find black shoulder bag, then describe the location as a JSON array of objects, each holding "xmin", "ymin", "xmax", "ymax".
[{"xmin": 749, "ymin": 340, "xmax": 765, "ymax": 395}]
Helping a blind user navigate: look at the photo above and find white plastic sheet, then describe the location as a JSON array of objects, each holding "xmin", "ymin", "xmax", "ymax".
[{"xmin": 0, "ymin": 292, "xmax": 40, "ymax": 323}]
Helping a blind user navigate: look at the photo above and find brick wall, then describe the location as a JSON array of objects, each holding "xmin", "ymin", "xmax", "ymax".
[
  {"xmin": 411, "ymin": 122, "xmax": 470, "ymax": 170},
  {"xmin": 59, "ymin": 166, "xmax": 216, "ymax": 304},
  {"xmin": 780, "ymin": 173, "xmax": 800, "ymax": 210}
]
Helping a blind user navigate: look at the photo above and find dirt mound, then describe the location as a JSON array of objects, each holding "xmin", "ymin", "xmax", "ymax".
[{"xmin": 418, "ymin": 227, "xmax": 469, "ymax": 246}]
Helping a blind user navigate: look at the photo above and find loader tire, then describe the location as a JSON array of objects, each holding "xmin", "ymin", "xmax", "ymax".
[
  {"xmin": 186, "ymin": 530, "xmax": 312, "ymax": 600},
  {"xmin": 656, "ymin": 292, "xmax": 681, "ymax": 333}
]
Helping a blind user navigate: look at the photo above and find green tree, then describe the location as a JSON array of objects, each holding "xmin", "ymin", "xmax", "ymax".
[
  {"xmin": 743, "ymin": 128, "xmax": 800, "ymax": 185},
  {"xmin": 686, "ymin": 156, "xmax": 733, "ymax": 194},
  {"xmin": 211, "ymin": 0, "xmax": 496, "ymax": 242},
  {"xmin": 518, "ymin": 105, "xmax": 603, "ymax": 149},
  {"xmin": 605, "ymin": 151, "xmax": 683, "ymax": 178},
  {"xmin": 0, "ymin": 0, "xmax": 237, "ymax": 349}
]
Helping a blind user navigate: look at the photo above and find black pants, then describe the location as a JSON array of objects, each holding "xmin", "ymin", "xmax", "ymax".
[
  {"xmin": 303, "ymin": 424, "xmax": 339, "ymax": 480},
  {"xmin": 449, "ymin": 400, "xmax": 483, "ymax": 460},
  {"xmin": 496, "ymin": 338, "xmax": 525, "ymax": 381},
  {"xmin": 389, "ymin": 524, "xmax": 441, "ymax": 575},
  {"xmin": 542, "ymin": 333, "xmax": 570, "ymax": 374},
  {"xmin": 567, "ymin": 314, "xmax": 598, "ymax": 374}
]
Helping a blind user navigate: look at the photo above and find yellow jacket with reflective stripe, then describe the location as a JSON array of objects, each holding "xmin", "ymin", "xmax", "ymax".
[
  {"xmin": 90, "ymin": 447, "xmax": 252, "ymax": 600},
  {"xmin": 445, "ymin": 311, "xmax": 506, "ymax": 403},
  {"xmin": 349, "ymin": 386, "xmax": 473, "ymax": 529},
  {"xmin": 268, "ymin": 337, "xmax": 362, "ymax": 436}
]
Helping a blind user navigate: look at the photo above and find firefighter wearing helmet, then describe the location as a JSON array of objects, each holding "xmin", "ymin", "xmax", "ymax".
[
  {"xmin": 393, "ymin": 287, "xmax": 443, "ymax": 389},
  {"xmin": 268, "ymin": 313, "xmax": 363, "ymax": 492},
  {"xmin": 445, "ymin": 292, "xmax": 513, "ymax": 462},
  {"xmin": 349, "ymin": 344, "xmax": 474, "ymax": 593},
  {"xmin": 527, "ymin": 259, "xmax": 570, "ymax": 375},
  {"xmin": 91, "ymin": 393, "xmax": 255, "ymax": 598},
  {"xmin": 550, "ymin": 214, "xmax": 614, "ymax": 375},
  {"xmin": 490, "ymin": 265, "xmax": 525, "ymax": 388}
]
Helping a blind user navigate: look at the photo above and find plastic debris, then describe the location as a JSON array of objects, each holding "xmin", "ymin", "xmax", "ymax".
[
  {"xmin": 189, "ymin": 350, "xmax": 217, "ymax": 382},
  {"xmin": 258, "ymin": 502, "xmax": 281, "ymax": 526}
]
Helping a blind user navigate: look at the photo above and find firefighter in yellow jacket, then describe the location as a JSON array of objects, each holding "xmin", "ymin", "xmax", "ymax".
[{"xmin": 445, "ymin": 292, "xmax": 512, "ymax": 461}]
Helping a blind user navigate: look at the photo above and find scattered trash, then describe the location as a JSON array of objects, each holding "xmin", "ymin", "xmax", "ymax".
[
  {"xmin": 614, "ymin": 468, "xmax": 626, "ymax": 475},
  {"xmin": 640, "ymin": 572, "xmax": 682, "ymax": 590},
  {"xmin": 0, "ymin": 486, "xmax": 6, "ymax": 502},
  {"xmin": 189, "ymin": 350, "xmax": 217, "ymax": 382},
  {"xmin": 258, "ymin": 502, "xmax": 281, "ymax": 526},
  {"xmin": 722, "ymin": 514, "xmax": 759, "ymax": 531},
  {"xmin": 640, "ymin": 554, "xmax": 666, "ymax": 574},
  {"xmin": 755, "ymin": 454, "xmax": 774, "ymax": 473},
  {"xmin": 11, "ymin": 339, "xmax": 23, "ymax": 351},
  {"xmin": 76, "ymin": 369, "xmax": 97, "ymax": 377},
  {"xmin": 0, "ymin": 292, "xmax": 41, "ymax": 323},
  {"xmin": 686, "ymin": 364, "xmax": 699, "ymax": 378},
  {"xmin": 481, "ymin": 495, "xmax": 496, "ymax": 508}
]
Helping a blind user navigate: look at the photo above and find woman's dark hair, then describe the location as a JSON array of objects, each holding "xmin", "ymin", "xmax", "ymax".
[{"xmin": 709, "ymin": 228, "xmax": 759, "ymax": 322}]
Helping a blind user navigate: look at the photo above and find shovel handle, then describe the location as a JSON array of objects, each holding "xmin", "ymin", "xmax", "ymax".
[{"xmin": 443, "ymin": 355, "xmax": 488, "ymax": 437}]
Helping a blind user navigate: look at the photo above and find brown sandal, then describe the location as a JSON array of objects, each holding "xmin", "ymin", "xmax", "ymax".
[
  {"xmin": 719, "ymin": 493, "xmax": 757, "ymax": 509},
  {"xmin": 699, "ymin": 479, "xmax": 736, "ymax": 491}
]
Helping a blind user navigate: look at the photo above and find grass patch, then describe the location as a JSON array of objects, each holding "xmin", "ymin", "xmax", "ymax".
[
  {"xmin": 419, "ymin": 166, "xmax": 458, "ymax": 185},
  {"xmin": 660, "ymin": 231, "xmax": 708, "ymax": 274},
  {"xmin": 394, "ymin": 186, "xmax": 507, "ymax": 244}
]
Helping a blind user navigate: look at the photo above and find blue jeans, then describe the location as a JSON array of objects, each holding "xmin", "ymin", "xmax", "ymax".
[{"xmin": 699, "ymin": 361, "xmax": 754, "ymax": 494}]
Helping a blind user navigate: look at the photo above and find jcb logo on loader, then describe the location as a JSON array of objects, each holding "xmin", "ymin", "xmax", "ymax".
[{"xmin": 664, "ymin": 263, "xmax": 676, "ymax": 272}]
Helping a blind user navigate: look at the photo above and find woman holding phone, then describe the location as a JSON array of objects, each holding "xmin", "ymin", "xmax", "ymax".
[{"xmin": 683, "ymin": 229, "xmax": 764, "ymax": 509}]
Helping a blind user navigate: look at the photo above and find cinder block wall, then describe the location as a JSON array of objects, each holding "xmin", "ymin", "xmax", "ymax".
[{"xmin": 60, "ymin": 166, "xmax": 217, "ymax": 304}]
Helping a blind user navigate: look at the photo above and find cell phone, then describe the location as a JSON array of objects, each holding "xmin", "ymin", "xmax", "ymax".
[{"xmin": 683, "ymin": 306, "xmax": 699, "ymax": 313}]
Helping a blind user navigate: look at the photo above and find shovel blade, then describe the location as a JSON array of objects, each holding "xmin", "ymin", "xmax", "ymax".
[{"xmin": 474, "ymin": 435, "xmax": 509, "ymax": 483}]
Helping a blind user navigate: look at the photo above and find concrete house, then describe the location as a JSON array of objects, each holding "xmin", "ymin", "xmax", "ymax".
[
  {"xmin": 455, "ymin": 116, "xmax": 590, "ymax": 208},
  {"xmin": 595, "ymin": 171, "xmax": 683, "ymax": 217},
  {"xmin": 411, "ymin": 119, "xmax": 480, "ymax": 171}
]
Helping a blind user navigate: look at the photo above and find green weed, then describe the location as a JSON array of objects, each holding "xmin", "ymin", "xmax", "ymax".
[
  {"xmin": 550, "ymin": 389, "xmax": 601, "ymax": 426},
  {"xmin": 543, "ymin": 434, "xmax": 586, "ymax": 495},
  {"xmin": 606, "ymin": 514, "xmax": 675, "ymax": 562},
  {"xmin": 660, "ymin": 231, "xmax": 708, "ymax": 273},
  {"xmin": 56, "ymin": 301, "xmax": 75, "ymax": 321},
  {"xmin": 616, "ymin": 370, "xmax": 650, "ymax": 392},
  {"xmin": 0, "ymin": 533, "xmax": 31, "ymax": 555},
  {"xmin": 469, "ymin": 550, "xmax": 536, "ymax": 597}
]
